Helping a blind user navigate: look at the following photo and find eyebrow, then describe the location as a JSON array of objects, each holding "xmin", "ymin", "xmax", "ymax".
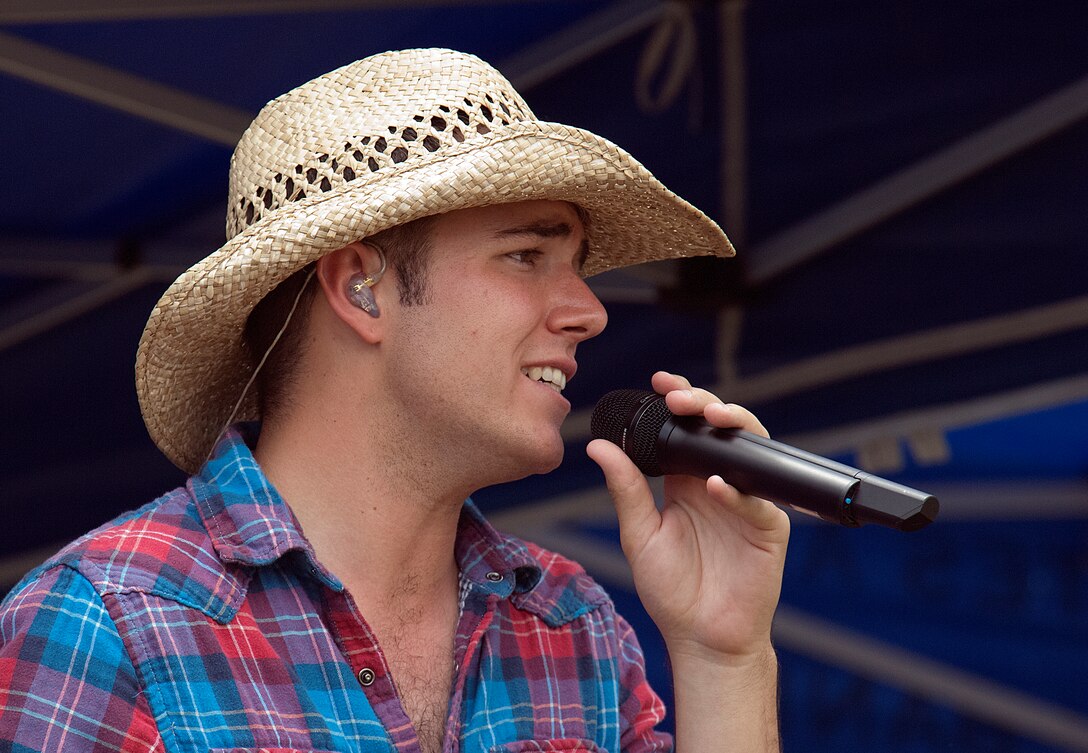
[
  {"xmin": 493, "ymin": 221, "xmax": 591, "ymax": 269},
  {"xmin": 493, "ymin": 220, "xmax": 575, "ymax": 239}
]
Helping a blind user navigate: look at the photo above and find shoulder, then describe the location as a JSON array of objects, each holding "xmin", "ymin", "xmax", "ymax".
[
  {"xmin": 0, "ymin": 561, "xmax": 163, "ymax": 748},
  {"xmin": 7, "ymin": 484, "xmax": 247, "ymax": 624},
  {"xmin": 0, "ymin": 561, "xmax": 133, "ymax": 702},
  {"xmin": 1, "ymin": 561, "xmax": 121, "ymax": 655}
]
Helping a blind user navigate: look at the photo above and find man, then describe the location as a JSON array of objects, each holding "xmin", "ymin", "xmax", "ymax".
[{"xmin": 0, "ymin": 49, "xmax": 789, "ymax": 752}]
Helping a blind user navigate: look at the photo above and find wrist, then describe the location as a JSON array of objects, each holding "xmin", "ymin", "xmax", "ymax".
[
  {"xmin": 666, "ymin": 637, "xmax": 777, "ymax": 676},
  {"xmin": 669, "ymin": 640, "xmax": 781, "ymax": 752}
]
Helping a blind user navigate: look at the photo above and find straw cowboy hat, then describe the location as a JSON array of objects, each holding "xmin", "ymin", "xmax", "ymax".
[{"xmin": 136, "ymin": 47, "xmax": 733, "ymax": 473}]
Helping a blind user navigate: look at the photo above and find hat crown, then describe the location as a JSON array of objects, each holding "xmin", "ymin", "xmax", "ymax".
[{"xmin": 226, "ymin": 48, "xmax": 534, "ymax": 239}]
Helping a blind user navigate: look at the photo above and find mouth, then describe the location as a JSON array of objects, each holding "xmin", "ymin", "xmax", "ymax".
[{"xmin": 521, "ymin": 365, "xmax": 568, "ymax": 394}]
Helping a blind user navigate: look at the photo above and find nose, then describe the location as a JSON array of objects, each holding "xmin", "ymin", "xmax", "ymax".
[{"xmin": 547, "ymin": 269, "xmax": 608, "ymax": 342}]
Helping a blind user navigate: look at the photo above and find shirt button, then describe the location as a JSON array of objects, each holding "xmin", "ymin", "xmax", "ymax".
[
  {"xmin": 357, "ymin": 667, "xmax": 376, "ymax": 687},
  {"xmin": 485, "ymin": 571, "xmax": 503, "ymax": 582}
]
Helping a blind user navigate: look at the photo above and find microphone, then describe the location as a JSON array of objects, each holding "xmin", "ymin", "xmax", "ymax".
[{"xmin": 590, "ymin": 389, "xmax": 938, "ymax": 531}]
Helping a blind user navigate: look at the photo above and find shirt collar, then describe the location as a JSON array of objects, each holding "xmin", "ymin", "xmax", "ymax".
[
  {"xmin": 191, "ymin": 424, "xmax": 332, "ymax": 582},
  {"xmin": 456, "ymin": 505, "xmax": 609, "ymax": 626},
  {"xmin": 191, "ymin": 424, "xmax": 553, "ymax": 607},
  {"xmin": 455, "ymin": 500, "xmax": 542, "ymax": 595}
]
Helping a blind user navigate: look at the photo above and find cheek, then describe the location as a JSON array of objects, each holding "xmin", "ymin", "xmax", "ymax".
[
  {"xmin": 460, "ymin": 296, "xmax": 534, "ymax": 340},
  {"xmin": 421, "ymin": 277, "xmax": 544, "ymax": 354}
]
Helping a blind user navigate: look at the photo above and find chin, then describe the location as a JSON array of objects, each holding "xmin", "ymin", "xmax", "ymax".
[
  {"xmin": 514, "ymin": 444, "xmax": 564, "ymax": 476},
  {"xmin": 533, "ymin": 449, "xmax": 565, "ymax": 475},
  {"xmin": 474, "ymin": 420, "xmax": 568, "ymax": 483},
  {"xmin": 506, "ymin": 436, "xmax": 566, "ymax": 480}
]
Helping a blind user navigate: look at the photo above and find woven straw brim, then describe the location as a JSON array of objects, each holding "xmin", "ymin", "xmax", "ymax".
[{"xmin": 136, "ymin": 120, "xmax": 733, "ymax": 473}]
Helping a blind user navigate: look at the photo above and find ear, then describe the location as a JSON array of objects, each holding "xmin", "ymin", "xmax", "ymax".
[{"xmin": 315, "ymin": 242, "xmax": 389, "ymax": 345}]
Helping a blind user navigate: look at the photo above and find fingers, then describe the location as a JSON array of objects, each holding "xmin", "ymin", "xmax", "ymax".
[
  {"xmin": 650, "ymin": 370, "xmax": 693, "ymax": 394},
  {"xmin": 586, "ymin": 438, "xmax": 659, "ymax": 556},
  {"xmin": 706, "ymin": 475, "xmax": 791, "ymax": 538},
  {"xmin": 652, "ymin": 371, "xmax": 770, "ymax": 439},
  {"xmin": 704, "ymin": 402, "xmax": 769, "ymax": 439}
]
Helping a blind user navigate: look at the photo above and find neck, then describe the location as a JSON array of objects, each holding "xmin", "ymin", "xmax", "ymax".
[
  {"xmin": 249, "ymin": 298, "xmax": 508, "ymax": 600},
  {"xmin": 253, "ymin": 400, "xmax": 469, "ymax": 603}
]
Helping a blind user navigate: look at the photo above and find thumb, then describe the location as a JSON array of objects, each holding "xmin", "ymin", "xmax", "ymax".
[{"xmin": 586, "ymin": 439, "xmax": 660, "ymax": 557}]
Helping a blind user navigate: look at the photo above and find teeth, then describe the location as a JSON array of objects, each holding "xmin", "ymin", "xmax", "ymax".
[{"xmin": 520, "ymin": 365, "xmax": 567, "ymax": 392}]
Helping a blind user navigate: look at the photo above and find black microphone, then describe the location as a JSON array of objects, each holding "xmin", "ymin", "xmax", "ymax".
[{"xmin": 590, "ymin": 389, "xmax": 938, "ymax": 531}]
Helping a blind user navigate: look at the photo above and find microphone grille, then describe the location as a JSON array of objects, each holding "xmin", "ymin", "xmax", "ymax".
[{"xmin": 591, "ymin": 389, "xmax": 671, "ymax": 476}]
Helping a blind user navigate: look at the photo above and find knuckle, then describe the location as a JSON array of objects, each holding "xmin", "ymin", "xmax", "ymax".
[{"xmin": 693, "ymin": 387, "xmax": 720, "ymax": 402}]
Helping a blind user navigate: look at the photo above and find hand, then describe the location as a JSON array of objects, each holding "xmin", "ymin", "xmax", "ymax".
[{"xmin": 586, "ymin": 371, "xmax": 790, "ymax": 666}]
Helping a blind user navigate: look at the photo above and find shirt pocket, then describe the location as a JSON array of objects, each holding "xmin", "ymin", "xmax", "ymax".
[{"xmin": 489, "ymin": 740, "xmax": 604, "ymax": 753}]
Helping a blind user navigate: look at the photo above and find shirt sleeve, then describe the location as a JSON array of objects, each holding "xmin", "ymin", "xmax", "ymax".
[
  {"xmin": 614, "ymin": 612, "xmax": 673, "ymax": 753},
  {"xmin": 0, "ymin": 563, "xmax": 164, "ymax": 752}
]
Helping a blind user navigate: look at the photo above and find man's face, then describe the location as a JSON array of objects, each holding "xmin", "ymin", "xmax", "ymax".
[{"xmin": 380, "ymin": 200, "xmax": 608, "ymax": 486}]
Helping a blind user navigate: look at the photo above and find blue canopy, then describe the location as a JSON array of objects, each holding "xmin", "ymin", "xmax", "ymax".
[{"xmin": 2, "ymin": 2, "xmax": 1086, "ymax": 750}]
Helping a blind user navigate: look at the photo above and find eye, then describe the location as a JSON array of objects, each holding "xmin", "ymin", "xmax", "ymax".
[{"xmin": 506, "ymin": 249, "xmax": 542, "ymax": 267}]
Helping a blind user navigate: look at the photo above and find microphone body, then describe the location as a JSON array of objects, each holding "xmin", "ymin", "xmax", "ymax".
[{"xmin": 591, "ymin": 390, "xmax": 938, "ymax": 531}]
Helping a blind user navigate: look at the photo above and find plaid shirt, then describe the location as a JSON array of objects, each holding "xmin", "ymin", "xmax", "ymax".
[{"xmin": 0, "ymin": 426, "xmax": 669, "ymax": 753}]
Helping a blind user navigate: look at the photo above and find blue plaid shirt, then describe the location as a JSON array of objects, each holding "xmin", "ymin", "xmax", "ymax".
[{"xmin": 0, "ymin": 426, "xmax": 669, "ymax": 752}]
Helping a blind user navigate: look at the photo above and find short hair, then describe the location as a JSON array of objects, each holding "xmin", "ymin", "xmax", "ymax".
[{"xmin": 243, "ymin": 215, "xmax": 436, "ymax": 422}]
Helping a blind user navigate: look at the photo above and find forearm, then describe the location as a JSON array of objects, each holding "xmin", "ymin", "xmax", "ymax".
[{"xmin": 669, "ymin": 641, "xmax": 781, "ymax": 753}]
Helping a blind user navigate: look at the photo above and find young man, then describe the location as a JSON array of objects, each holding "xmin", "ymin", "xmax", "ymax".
[{"xmin": 0, "ymin": 49, "xmax": 789, "ymax": 752}]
